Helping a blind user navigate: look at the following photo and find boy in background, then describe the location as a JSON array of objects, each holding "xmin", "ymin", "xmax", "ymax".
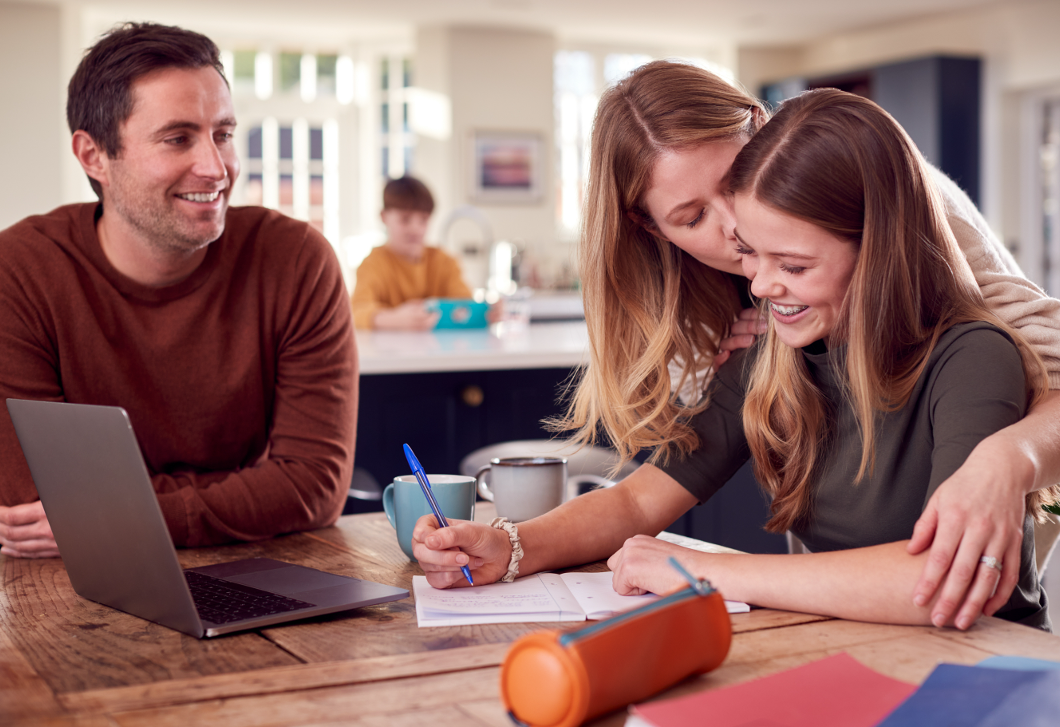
[{"xmin": 351, "ymin": 176, "xmax": 473, "ymax": 330}]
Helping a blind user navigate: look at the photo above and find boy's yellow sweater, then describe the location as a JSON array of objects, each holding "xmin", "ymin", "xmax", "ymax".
[{"xmin": 351, "ymin": 245, "xmax": 472, "ymax": 329}]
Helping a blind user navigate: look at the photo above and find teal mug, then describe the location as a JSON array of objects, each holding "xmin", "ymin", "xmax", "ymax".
[{"xmin": 382, "ymin": 474, "xmax": 476, "ymax": 560}]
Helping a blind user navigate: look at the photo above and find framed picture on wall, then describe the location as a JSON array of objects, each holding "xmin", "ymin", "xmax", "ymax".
[{"xmin": 470, "ymin": 130, "xmax": 543, "ymax": 203}]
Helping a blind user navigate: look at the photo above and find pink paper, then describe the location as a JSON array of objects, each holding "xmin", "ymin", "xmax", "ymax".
[{"xmin": 630, "ymin": 652, "xmax": 915, "ymax": 727}]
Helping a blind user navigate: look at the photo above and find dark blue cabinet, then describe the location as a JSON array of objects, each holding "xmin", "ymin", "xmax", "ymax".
[
  {"xmin": 350, "ymin": 366, "xmax": 574, "ymax": 507},
  {"xmin": 763, "ymin": 54, "xmax": 981, "ymax": 207}
]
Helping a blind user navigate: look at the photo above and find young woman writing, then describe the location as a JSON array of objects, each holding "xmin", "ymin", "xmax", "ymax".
[{"xmin": 414, "ymin": 67, "xmax": 1060, "ymax": 630}]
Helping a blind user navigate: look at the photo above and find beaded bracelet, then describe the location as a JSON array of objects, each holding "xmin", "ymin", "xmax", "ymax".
[{"xmin": 490, "ymin": 516, "xmax": 523, "ymax": 583}]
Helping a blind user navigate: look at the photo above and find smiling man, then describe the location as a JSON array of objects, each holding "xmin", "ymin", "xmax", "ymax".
[{"xmin": 0, "ymin": 23, "xmax": 357, "ymax": 556}]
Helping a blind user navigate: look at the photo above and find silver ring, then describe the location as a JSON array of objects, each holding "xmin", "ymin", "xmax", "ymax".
[{"xmin": 980, "ymin": 555, "xmax": 1002, "ymax": 572}]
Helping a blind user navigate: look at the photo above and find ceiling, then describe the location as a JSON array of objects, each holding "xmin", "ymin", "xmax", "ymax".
[{"xmin": 30, "ymin": 0, "xmax": 1009, "ymax": 47}]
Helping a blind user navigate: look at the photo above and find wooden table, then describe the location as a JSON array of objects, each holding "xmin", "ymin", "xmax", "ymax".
[{"xmin": 4, "ymin": 506, "xmax": 1059, "ymax": 726}]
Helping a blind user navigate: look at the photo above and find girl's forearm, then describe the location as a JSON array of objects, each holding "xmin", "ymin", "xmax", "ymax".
[
  {"xmin": 517, "ymin": 464, "xmax": 697, "ymax": 575},
  {"xmin": 696, "ymin": 541, "xmax": 940, "ymax": 625}
]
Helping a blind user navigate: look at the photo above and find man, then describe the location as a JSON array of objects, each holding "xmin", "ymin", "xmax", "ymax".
[{"xmin": 0, "ymin": 23, "xmax": 356, "ymax": 556}]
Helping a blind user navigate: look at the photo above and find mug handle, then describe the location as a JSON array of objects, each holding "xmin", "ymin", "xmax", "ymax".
[
  {"xmin": 475, "ymin": 464, "xmax": 494, "ymax": 502},
  {"xmin": 382, "ymin": 483, "xmax": 397, "ymax": 529}
]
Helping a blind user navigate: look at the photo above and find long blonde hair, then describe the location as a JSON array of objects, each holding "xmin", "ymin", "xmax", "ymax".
[
  {"xmin": 731, "ymin": 89, "xmax": 1055, "ymax": 532},
  {"xmin": 558, "ymin": 61, "xmax": 766, "ymax": 466}
]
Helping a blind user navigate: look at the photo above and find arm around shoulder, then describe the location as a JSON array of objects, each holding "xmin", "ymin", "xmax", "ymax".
[
  {"xmin": 897, "ymin": 325, "xmax": 1044, "ymax": 629},
  {"xmin": 941, "ymin": 176, "xmax": 1060, "ymax": 389}
]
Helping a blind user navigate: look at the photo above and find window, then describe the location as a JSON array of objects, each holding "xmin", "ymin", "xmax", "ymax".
[
  {"xmin": 1040, "ymin": 97, "xmax": 1060, "ymax": 295},
  {"xmin": 380, "ymin": 54, "xmax": 415, "ymax": 179},
  {"xmin": 1017, "ymin": 89, "xmax": 1060, "ymax": 294},
  {"xmin": 222, "ymin": 45, "xmax": 414, "ymax": 284},
  {"xmin": 243, "ymin": 121, "xmax": 330, "ymax": 234},
  {"xmin": 554, "ymin": 51, "xmax": 597, "ymax": 237}
]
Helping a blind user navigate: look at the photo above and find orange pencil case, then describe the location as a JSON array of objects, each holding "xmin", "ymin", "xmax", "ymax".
[{"xmin": 499, "ymin": 574, "xmax": 732, "ymax": 727}]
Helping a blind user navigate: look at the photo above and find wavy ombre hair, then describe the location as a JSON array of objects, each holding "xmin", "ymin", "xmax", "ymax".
[
  {"xmin": 558, "ymin": 61, "xmax": 766, "ymax": 466},
  {"xmin": 731, "ymin": 89, "xmax": 1054, "ymax": 533}
]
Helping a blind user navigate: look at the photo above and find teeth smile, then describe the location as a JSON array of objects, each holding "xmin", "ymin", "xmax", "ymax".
[
  {"xmin": 770, "ymin": 302, "xmax": 809, "ymax": 316},
  {"xmin": 178, "ymin": 192, "xmax": 220, "ymax": 202}
]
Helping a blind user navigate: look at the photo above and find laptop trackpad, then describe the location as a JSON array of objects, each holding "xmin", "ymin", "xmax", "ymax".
[
  {"xmin": 224, "ymin": 565, "xmax": 355, "ymax": 596},
  {"xmin": 226, "ymin": 564, "xmax": 403, "ymax": 608}
]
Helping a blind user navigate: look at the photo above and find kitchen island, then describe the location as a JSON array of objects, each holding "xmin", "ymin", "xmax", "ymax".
[{"xmin": 356, "ymin": 320, "xmax": 589, "ymax": 374}]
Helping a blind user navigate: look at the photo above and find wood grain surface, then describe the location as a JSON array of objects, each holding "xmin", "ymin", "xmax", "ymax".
[{"xmin": 4, "ymin": 506, "xmax": 1058, "ymax": 727}]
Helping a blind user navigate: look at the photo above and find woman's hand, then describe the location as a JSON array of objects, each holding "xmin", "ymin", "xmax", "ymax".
[
  {"xmin": 715, "ymin": 307, "xmax": 767, "ymax": 367},
  {"xmin": 411, "ymin": 515, "xmax": 512, "ymax": 588},
  {"xmin": 607, "ymin": 534, "xmax": 695, "ymax": 596},
  {"xmin": 908, "ymin": 436, "xmax": 1028, "ymax": 630}
]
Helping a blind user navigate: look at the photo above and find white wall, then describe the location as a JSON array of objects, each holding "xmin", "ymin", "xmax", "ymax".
[
  {"xmin": 0, "ymin": 2, "xmax": 65, "ymax": 231},
  {"xmin": 737, "ymin": 45, "xmax": 802, "ymax": 103},
  {"xmin": 416, "ymin": 25, "xmax": 556, "ymax": 289}
]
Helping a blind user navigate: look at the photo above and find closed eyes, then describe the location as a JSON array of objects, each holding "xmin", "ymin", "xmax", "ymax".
[{"xmin": 736, "ymin": 244, "xmax": 806, "ymax": 274}]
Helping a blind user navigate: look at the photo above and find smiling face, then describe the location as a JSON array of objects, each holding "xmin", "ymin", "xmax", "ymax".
[
  {"xmin": 734, "ymin": 193, "xmax": 859, "ymax": 349},
  {"xmin": 639, "ymin": 139, "xmax": 746, "ymax": 275},
  {"xmin": 96, "ymin": 65, "xmax": 239, "ymax": 259}
]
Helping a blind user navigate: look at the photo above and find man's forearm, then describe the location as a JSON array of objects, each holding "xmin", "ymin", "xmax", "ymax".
[{"xmin": 153, "ymin": 456, "xmax": 349, "ymax": 547}]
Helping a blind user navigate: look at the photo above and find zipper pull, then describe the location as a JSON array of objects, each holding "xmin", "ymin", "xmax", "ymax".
[{"xmin": 668, "ymin": 556, "xmax": 715, "ymax": 596}]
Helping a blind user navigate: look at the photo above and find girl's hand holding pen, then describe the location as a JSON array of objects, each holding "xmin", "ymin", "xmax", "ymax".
[{"xmin": 412, "ymin": 516, "xmax": 511, "ymax": 588}]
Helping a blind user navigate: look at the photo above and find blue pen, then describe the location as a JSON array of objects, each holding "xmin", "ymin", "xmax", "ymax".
[{"xmin": 403, "ymin": 443, "xmax": 474, "ymax": 586}]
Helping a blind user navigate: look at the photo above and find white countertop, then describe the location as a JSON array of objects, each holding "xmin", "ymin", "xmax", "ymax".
[{"xmin": 356, "ymin": 321, "xmax": 590, "ymax": 374}]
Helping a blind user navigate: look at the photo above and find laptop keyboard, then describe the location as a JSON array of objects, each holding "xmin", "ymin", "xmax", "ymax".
[{"xmin": 185, "ymin": 570, "xmax": 316, "ymax": 625}]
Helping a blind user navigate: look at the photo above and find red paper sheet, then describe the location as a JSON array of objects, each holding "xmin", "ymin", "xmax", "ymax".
[{"xmin": 628, "ymin": 652, "xmax": 915, "ymax": 727}]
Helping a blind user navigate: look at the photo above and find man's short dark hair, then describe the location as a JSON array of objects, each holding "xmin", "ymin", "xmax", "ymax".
[
  {"xmin": 67, "ymin": 22, "xmax": 227, "ymax": 197},
  {"xmin": 382, "ymin": 176, "xmax": 435, "ymax": 214}
]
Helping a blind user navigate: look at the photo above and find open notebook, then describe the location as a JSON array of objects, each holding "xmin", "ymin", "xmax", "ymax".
[{"xmin": 413, "ymin": 571, "xmax": 749, "ymax": 627}]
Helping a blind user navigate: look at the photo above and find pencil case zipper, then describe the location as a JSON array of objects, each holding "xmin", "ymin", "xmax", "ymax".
[{"xmin": 558, "ymin": 583, "xmax": 713, "ymax": 647}]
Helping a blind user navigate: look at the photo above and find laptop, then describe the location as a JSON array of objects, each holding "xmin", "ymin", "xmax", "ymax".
[{"xmin": 6, "ymin": 398, "xmax": 408, "ymax": 638}]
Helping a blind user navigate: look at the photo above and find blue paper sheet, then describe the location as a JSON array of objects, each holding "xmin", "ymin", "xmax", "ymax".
[
  {"xmin": 977, "ymin": 655, "xmax": 1060, "ymax": 671},
  {"xmin": 877, "ymin": 664, "xmax": 1060, "ymax": 726}
]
